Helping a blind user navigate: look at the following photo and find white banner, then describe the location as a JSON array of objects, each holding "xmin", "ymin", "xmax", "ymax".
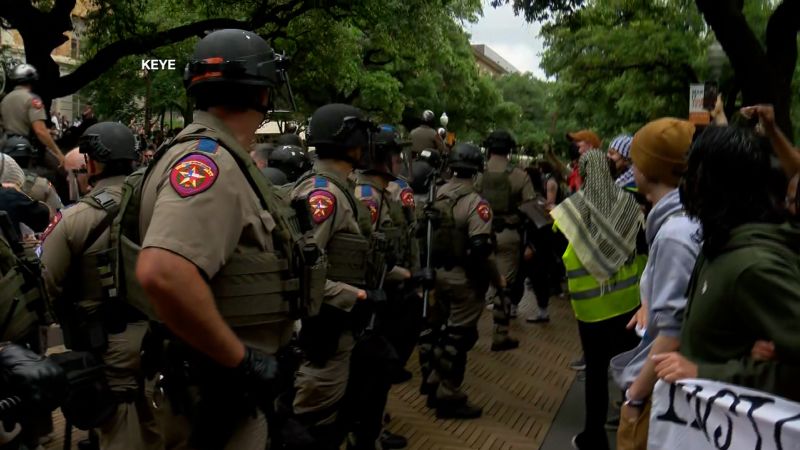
[{"xmin": 649, "ymin": 379, "xmax": 800, "ymax": 450}]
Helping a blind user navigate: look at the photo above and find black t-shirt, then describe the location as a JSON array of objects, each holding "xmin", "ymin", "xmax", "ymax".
[{"xmin": 0, "ymin": 188, "xmax": 50, "ymax": 234}]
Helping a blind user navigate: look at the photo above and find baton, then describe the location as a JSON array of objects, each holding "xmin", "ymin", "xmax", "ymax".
[{"xmin": 422, "ymin": 170, "xmax": 438, "ymax": 318}]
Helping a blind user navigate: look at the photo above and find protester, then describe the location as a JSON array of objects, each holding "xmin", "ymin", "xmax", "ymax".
[
  {"xmin": 654, "ymin": 126, "xmax": 800, "ymax": 403},
  {"xmin": 0, "ymin": 154, "xmax": 51, "ymax": 235},
  {"xmin": 566, "ymin": 130, "xmax": 601, "ymax": 193},
  {"xmin": 609, "ymin": 118, "xmax": 700, "ymax": 450},
  {"xmin": 250, "ymin": 142, "xmax": 272, "ymax": 170},
  {"xmin": 551, "ymin": 149, "xmax": 644, "ymax": 450},
  {"xmin": 606, "ymin": 135, "xmax": 634, "ymax": 189}
]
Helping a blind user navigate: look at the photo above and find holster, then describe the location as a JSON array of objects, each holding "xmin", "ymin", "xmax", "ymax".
[
  {"xmin": 56, "ymin": 302, "xmax": 108, "ymax": 354},
  {"xmin": 48, "ymin": 351, "xmax": 116, "ymax": 430},
  {"xmin": 294, "ymin": 236, "xmax": 326, "ymax": 319},
  {"xmin": 298, "ymin": 304, "xmax": 350, "ymax": 367}
]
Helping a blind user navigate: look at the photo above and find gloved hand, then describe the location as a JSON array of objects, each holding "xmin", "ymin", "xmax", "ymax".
[
  {"xmin": 0, "ymin": 344, "xmax": 67, "ymax": 413},
  {"xmin": 236, "ymin": 346, "xmax": 279, "ymax": 396},
  {"xmin": 422, "ymin": 205, "xmax": 441, "ymax": 227},
  {"xmin": 298, "ymin": 304, "xmax": 349, "ymax": 367},
  {"xmin": 364, "ymin": 289, "xmax": 388, "ymax": 304},
  {"xmin": 412, "ymin": 268, "xmax": 437, "ymax": 291}
]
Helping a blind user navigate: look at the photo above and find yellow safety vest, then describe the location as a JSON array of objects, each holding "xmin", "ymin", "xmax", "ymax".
[{"xmin": 562, "ymin": 243, "xmax": 644, "ymax": 323}]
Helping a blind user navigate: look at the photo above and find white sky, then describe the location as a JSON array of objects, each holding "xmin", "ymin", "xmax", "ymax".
[{"xmin": 464, "ymin": 1, "xmax": 546, "ymax": 79}]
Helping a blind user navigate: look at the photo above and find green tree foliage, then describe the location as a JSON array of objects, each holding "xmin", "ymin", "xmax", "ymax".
[{"xmin": 538, "ymin": 0, "xmax": 707, "ymax": 138}]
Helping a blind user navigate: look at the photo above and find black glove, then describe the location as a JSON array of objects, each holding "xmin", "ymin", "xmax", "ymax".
[
  {"xmin": 236, "ymin": 346, "xmax": 279, "ymax": 396},
  {"xmin": 298, "ymin": 304, "xmax": 349, "ymax": 367},
  {"xmin": 364, "ymin": 289, "xmax": 388, "ymax": 304},
  {"xmin": 412, "ymin": 268, "xmax": 437, "ymax": 290},
  {"xmin": 0, "ymin": 344, "xmax": 67, "ymax": 414},
  {"xmin": 422, "ymin": 205, "xmax": 441, "ymax": 226}
]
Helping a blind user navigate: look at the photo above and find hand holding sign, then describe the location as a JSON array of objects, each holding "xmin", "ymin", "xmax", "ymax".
[{"xmin": 653, "ymin": 352, "xmax": 698, "ymax": 383}]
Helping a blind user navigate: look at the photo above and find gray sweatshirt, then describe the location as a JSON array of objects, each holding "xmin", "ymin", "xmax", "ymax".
[{"xmin": 611, "ymin": 188, "xmax": 701, "ymax": 388}]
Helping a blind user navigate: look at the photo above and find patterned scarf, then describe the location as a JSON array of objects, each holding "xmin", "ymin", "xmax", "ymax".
[
  {"xmin": 609, "ymin": 134, "xmax": 635, "ymax": 188},
  {"xmin": 551, "ymin": 150, "xmax": 644, "ymax": 282}
]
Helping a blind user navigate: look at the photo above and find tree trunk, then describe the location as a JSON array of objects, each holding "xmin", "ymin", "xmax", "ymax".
[{"xmin": 695, "ymin": 0, "xmax": 798, "ymax": 141}]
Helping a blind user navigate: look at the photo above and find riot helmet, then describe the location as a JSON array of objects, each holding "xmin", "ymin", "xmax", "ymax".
[
  {"xmin": 421, "ymin": 109, "xmax": 436, "ymax": 126},
  {"xmin": 276, "ymin": 133, "xmax": 303, "ymax": 147},
  {"xmin": 2, "ymin": 136, "xmax": 35, "ymax": 166},
  {"xmin": 306, "ymin": 103, "xmax": 377, "ymax": 169},
  {"xmin": 9, "ymin": 64, "xmax": 38, "ymax": 85},
  {"xmin": 184, "ymin": 29, "xmax": 291, "ymax": 113},
  {"xmin": 416, "ymin": 148, "xmax": 443, "ymax": 171},
  {"xmin": 484, "ymin": 129, "xmax": 516, "ymax": 155},
  {"xmin": 448, "ymin": 143, "xmax": 484, "ymax": 177},
  {"xmin": 261, "ymin": 166, "xmax": 289, "ymax": 186},
  {"xmin": 365, "ymin": 125, "xmax": 411, "ymax": 179},
  {"xmin": 78, "ymin": 122, "xmax": 139, "ymax": 164},
  {"xmin": 268, "ymin": 144, "xmax": 310, "ymax": 182}
]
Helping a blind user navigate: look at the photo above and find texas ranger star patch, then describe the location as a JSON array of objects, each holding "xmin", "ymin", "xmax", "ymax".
[
  {"xmin": 170, "ymin": 153, "xmax": 218, "ymax": 198},
  {"xmin": 477, "ymin": 200, "xmax": 492, "ymax": 222},
  {"xmin": 31, "ymin": 98, "xmax": 43, "ymax": 109},
  {"xmin": 309, "ymin": 190, "xmax": 336, "ymax": 224},
  {"xmin": 40, "ymin": 211, "xmax": 63, "ymax": 243},
  {"xmin": 400, "ymin": 188, "xmax": 415, "ymax": 209}
]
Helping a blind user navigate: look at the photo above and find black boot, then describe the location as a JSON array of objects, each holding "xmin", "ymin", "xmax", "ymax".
[
  {"xmin": 490, "ymin": 336, "xmax": 520, "ymax": 352},
  {"xmin": 435, "ymin": 398, "xmax": 483, "ymax": 419},
  {"xmin": 380, "ymin": 430, "xmax": 408, "ymax": 449}
]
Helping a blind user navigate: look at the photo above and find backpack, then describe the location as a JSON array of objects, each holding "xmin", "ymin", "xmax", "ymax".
[
  {"xmin": 428, "ymin": 188, "xmax": 471, "ymax": 269},
  {"xmin": 480, "ymin": 166, "xmax": 515, "ymax": 216}
]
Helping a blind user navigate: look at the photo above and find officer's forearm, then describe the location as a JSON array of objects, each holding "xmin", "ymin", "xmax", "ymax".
[
  {"xmin": 32, "ymin": 122, "xmax": 64, "ymax": 161},
  {"xmin": 137, "ymin": 248, "xmax": 246, "ymax": 368}
]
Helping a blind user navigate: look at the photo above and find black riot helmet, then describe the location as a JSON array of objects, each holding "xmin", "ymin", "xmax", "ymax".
[
  {"xmin": 2, "ymin": 135, "xmax": 35, "ymax": 164},
  {"xmin": 416, "ymin": 148, "xmax": 443, "ymax": 171},
  {"xmin": 306, "ymin": 103, "xmax": 378, "ymax": 169},
  {"xmin": 261, "ymin": 166, "xmax": 289, "ymax": 186},
  {"xmin": 184, "ymin": 29, "xmax": 291, "ymax": 113},
  {"xmin": 9, "ymin": 64, "xmax": 38, "ymax": 85},
  {"xmin": 268, "ymin": 144, "xmax": 310, "ymax": 182},
  {"xmin": 448, "ymin": 142, "xmax": 484, "ymax": 177},
  {"xmin": 79, "ymin": 122, "xmax": 139, "ymax": 164},
  {"xmin": 483, "ymin": 129, "xmax": 516, "ymax": 155},
  {"xmin": 366, "ymin": 125, "xmax": 411, "ymax": 179}
]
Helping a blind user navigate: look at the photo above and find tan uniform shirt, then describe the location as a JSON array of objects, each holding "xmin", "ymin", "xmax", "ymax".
[
  {"xmin": 410, "ymin": 125, "xmax": 446, "ymax": 155},
  {"xmin": 438, "ymin": 178, "xmax": 492, "ymax": 241},
  {"xmin": 292, "ymin": 160, "xmax": 363, "ymax": 312},
  {"xmin": 138, "ymin": 110, "xmax": 292, "ymax": 354},
  {"xmin": 387, "ymin": 177, "xmax": 420, "ymax": 272},
  {"xmin": 0, "ymin": 86, "xmax": 46, "ymax": 137},
  {"xmin": 41, "ymin": 176, "xmax": 125, "ymax": 304},
  {"xmin": 355, "ymin": 173, "xmax": 408, "ymax": 283}
]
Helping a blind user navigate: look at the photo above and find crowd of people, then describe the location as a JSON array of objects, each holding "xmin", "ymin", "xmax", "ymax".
[{"xmin": 1, "ymin": 26, "xmax": 800, "ymax": 450}]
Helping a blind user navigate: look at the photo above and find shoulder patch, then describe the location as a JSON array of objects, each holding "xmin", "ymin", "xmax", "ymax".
[
  {"xmin": 362, "ymin": 198, "xmax": 379, "ymax": 224},
  {"xmin": 31, "ymin": 97, "xmax": 43, "ymax": 109},
  {"xmin": 314, "ymin": 176, "xmax": 330, "ymax": 189},
  {"xmin": 40, "ymin": 211, "xmax": 63, "ymax": 243},
  {"xmin": 169, "ymin": 153, "xmax": 219, "ymax": 198},
  {"xmin": 360, "ymin": 184, "xmax": 373, "ymax": 198},
  {"xmin": 400, "ymin": 188, "xmax": 415, "ymax": 209},
  {"xmin": 309, "ymin": 189, "xmax": 336, "ymax": 224},
  {"xmin": 477, "ymin": 199, "xmax": 492, "ymax": 223},
  {"xmin": 195, "ymin": 138, "xmax": 219, "ymax": 154}
]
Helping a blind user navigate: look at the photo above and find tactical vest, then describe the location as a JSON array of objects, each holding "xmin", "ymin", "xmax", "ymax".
[
  {"xmin": 562, "ymin": 242, "xmax": 644, "ymax": 323},
  {"xmin": 21, "ymin": 172, "xmax": 38, "ymax": 198},
  {"xmin": 56, "ymin": 189, "xmax": 126, "ymax": 352},
  {"xmin": 357, "ymin": 181, "xmax": 405, "ymax": 267},
  {"xmin": 429, "ymin": 186, "xmax": 471, "ymax": 270},
  {"xmin": 116, "ymin": 127, "xmax": 325, "ymax": 322},
  {"xmin": 296, "ymin": 170, "xmax": 382, "ymax": 289},
  {"xmin": 0, "ymin": 233, "xmax": 44, "ymax": 343},
  {"xmin": 480, "ymin": 166, "xmax": 519, "ymax": 218}
]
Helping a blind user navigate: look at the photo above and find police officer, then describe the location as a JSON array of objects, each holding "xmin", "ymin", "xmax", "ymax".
[
  {"xmin": 410, "ymin": 110, "xmax": 446, "ymax": 156},
  {"xmin": 289, "ymin": 104, "xmax": 382, "ymax": 450},
  {"xmin": 266, "ymin": 144, "xmax": 310, "ymax": 184},
  {"xmin": 132, "ymin": 29, "xmax": 299, "ymax": 449},
  {"xmin": 40, "ymin": 122, "xmax": 162, "ymax": 450},
  {"xmin": 3, "ymin": 135, "xmax": 63, "ymax": 211},
  {"xmin": 0, "ymin": 64, "xmax": 66, "ymax": 174},
  {"xmin": 422, "ymin": 143, "xmax": 506, "ymax": 419},
  {"xmin": 478, "ymin": 130, "xmax": 534, "ymax": 349},
  {"xmin": 347, "ymin": 126, "xmax": 425, "ymax": 450}
]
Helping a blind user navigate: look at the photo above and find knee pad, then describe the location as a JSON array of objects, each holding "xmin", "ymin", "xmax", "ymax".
[{"xmin": 444, "ymin": 326, "xmax": 479, "ymax": 353}]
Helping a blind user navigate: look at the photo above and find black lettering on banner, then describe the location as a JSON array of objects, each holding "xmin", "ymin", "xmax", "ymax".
[
  {"xmin": 657, "ymin": 382, "xmax": 690, "ymax": 426},
  {"xmin": 685, "ymin": 384, "xmax": 705, "ymax": 430},
  {"xmin": 774, "ymin": 413, "xmax": 800, "ymax": 450},
  {"xmin": 701, "ymin": 389, "xmax": 737, "ymax": 450},
  {"xmin": 739, "ymin": 395, "xmax": 774, "ymax": 450}
]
